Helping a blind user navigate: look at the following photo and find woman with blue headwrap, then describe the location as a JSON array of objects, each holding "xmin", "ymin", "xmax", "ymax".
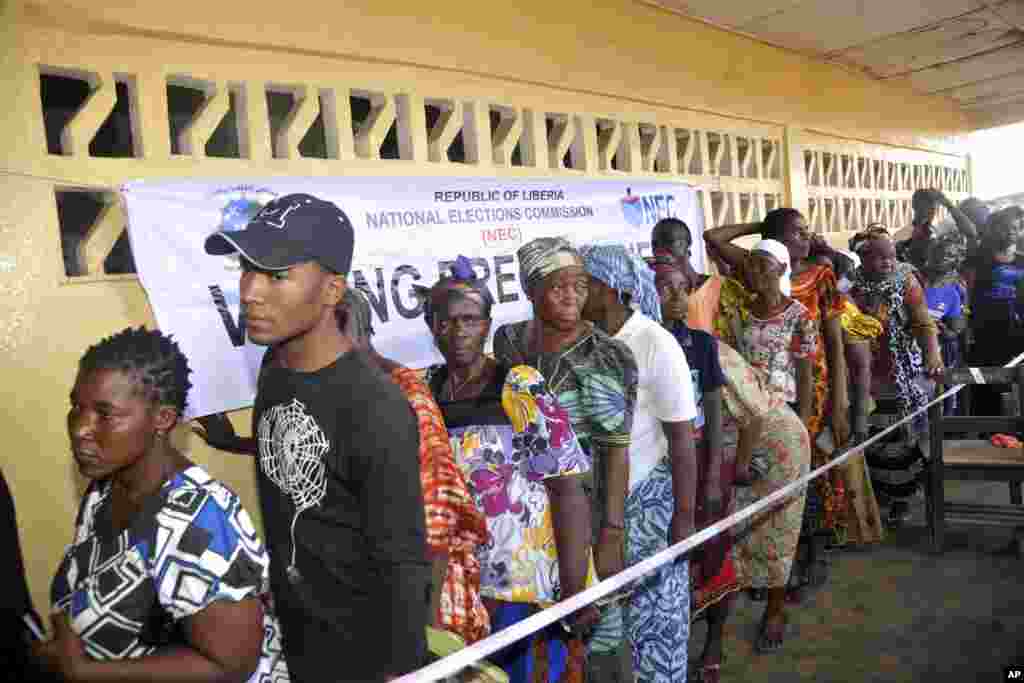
[{"xmin": 577, "ymin": 244, "xmax": 699, "ymax": 683}]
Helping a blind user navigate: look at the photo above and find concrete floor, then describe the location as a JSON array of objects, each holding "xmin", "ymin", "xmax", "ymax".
[{"xmin": 688, "ymin": 479, "xmax": 1024, "ymax": 683}]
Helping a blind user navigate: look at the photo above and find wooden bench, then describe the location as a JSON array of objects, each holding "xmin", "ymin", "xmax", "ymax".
[{"xmin": 925, "ymin": 366, "xmax": 1024, "ymax": 555}]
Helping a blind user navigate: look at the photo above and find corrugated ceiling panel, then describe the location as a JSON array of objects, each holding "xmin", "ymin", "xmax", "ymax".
[
  {"xmin": 647, "ymin": 0, "xmax": 805, "ymax": 27},
  {"xmin": 903, "ymin": 41, "xmax": 1024, "ymax": 91},
  {"xmin": 736, "ymin": 0, "xmax": 980, "ymax": 54},
  {"xmin": 955, "ymin": 72, "xmax": 1024, "ymax": 104},
  {"xmin": 833, "ymin": 9, "xmax": 1020, "ymax": 77}
]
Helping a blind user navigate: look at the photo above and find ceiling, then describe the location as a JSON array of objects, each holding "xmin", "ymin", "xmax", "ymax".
[{"xmin": 645, "ymin": 0, "xmax": 1024, "ymax": 130}]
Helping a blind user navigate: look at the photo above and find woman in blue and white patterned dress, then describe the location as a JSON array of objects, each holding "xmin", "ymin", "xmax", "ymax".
[{"xmin": 39, "ymin": 327, "xmax": 288, "ymax": 683}]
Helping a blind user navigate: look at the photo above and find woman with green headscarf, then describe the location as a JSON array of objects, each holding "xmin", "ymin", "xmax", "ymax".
[{"xmin": 494, "ymin": 238, "xmax": 639, "ymax": 682}]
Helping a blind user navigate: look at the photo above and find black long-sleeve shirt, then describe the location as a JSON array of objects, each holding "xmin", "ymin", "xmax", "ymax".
[
  {"xmin": 253, "ymin": 350, "xmax": 429, "ymax": 682},
  {"xmin": 1, "ymin": 467, "xmax": 55, "ymax": 682}
]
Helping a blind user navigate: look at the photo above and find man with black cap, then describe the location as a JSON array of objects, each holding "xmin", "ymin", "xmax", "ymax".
[{"xmin": 204, "ymin": 193, "xmax": 430, "ymax": 682}]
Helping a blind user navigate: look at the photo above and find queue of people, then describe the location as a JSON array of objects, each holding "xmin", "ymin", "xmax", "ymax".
[{"xmin": 3, "ymin": 188, "xmax": 1022, "ymax": 683}]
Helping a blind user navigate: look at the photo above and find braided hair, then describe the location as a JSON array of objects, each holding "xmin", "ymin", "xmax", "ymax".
[{"xmin": 79, "ymin": 327, "xmax": 193, "ymax": 414}]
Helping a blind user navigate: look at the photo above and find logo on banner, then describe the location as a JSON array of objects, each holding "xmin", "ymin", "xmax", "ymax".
[
  {"xmin": 481, "ymin": 226, "xmax": 522, "ymax": 249},
  {"xmin": 620, "ymin": 187, "xmax": 678, "ymax": 227}
]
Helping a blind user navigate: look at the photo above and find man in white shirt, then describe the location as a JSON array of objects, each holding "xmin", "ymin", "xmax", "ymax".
[{"xmin": 580, "ymin": 243, "xmax": 697, "ymax": 683}]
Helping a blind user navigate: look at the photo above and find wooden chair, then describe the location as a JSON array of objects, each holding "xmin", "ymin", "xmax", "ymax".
[{"xmin": 925, "ymin": 365, "xmax": 1024, "ymax": 555}]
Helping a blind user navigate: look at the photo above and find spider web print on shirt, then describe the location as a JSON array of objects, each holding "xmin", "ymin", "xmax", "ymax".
[{"xmin": 258, "ymin": 398, "xmax": 329, "ymax": 583}]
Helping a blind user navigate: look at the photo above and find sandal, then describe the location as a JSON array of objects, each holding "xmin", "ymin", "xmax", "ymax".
[
  {"xmin": 755, "ymin": 614, "xmax": 787, "ymax": 654},
  {"xmin": 696, "ymin": 663, "xmax": 721, "ymax": 683}
]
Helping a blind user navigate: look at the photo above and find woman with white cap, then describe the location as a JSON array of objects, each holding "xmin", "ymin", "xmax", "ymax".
[
  {"xmin": 717, "ymin": 239, "xmax": 816, "ymax": 430},
  {"xmin": 707, "ymin": 239, "xmax": 816, "ymax": 654},
  {"xmin": 706, "ymin": 210, "xmax": 872, "ymax": 595}
]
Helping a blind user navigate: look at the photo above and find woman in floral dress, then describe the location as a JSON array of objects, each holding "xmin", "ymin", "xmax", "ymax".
[
  {"xmin": 417, "ymin": 257, "xmax": 599, "ymax": 683},
  {"xmin": 719, "ymin": 343, "xmax": 810, "ymax": 654},
  {"xmin": 706, "ymin": 210, "xmax": 857, "ymax": 587},
  {"xmin": 493, "ymin": 237, "xmax": 638, "ymax": 682}
]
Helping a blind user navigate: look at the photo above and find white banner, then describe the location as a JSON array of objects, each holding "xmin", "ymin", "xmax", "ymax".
[{"xmin": 122, "ymin": 177, "xmax": 705, "ymax": 418}]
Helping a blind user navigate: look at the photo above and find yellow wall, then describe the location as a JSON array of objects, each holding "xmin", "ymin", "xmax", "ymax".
[{"xmin": 2, "ymin": 0, "xmax": 972, "ymax": 619}]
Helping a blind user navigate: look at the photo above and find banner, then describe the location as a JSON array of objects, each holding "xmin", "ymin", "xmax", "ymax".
[{"xmin": 122, "ymin": 176, "xmax": 705, "ymax": 418}]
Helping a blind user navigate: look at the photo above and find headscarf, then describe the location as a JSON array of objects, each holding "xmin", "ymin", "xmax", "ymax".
[
  {"xmin": 579, "ymin": 243, "xmax": 662, "ymax": 323},
  {"xmin": 751, "ymin": 238, "xmax": 792, "ymax": 296},
  {"xmin": 411, "ymin": 255, "xmax": 494, "ymax": 327},
  {"xmin": 850, "ymin": 224, "xmax": 891, "ymax": 255},
  {"xmin": 517, "ymin": 237, "xmax": 582, "ymax": 296}
]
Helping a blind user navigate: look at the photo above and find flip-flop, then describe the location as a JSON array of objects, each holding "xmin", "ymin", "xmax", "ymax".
[{"xmin": 755, "ymin": 616, "xmax": 787, "ymax": 654}]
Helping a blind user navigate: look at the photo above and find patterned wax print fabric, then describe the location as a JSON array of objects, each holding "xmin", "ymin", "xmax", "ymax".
[
  {"xmin": 426, "ymin": 364, "xmax": 593, "ymax": 605},
  {"xmin": 625, "ymin": 458, "xmax": 689, "ymax": 683},
  {"xmin": 690, "ymin": 429, "xmax": 741, "ymax": 618},
  {"xmin": 791, "ymin": 265, "xmax": 852, "ymax": 542},
  {"xmin": 493, "ymin": 322, "xmax": 637, "ymax": 537},
  {"xmin": 50, "ymin": 466, "xmax": 289, "ymax": 682},
  {"xmin": 717, "ymin": 344, "xmax": 810, "ymax": 591},
  {"xmin": 848, "ymin": 264, "xmax": 935, "ymax": 504},
  {"xmin": 493, "ymin": 321, "xmax": 638, "ymax": 657},
  {"xmin": 711, "ymin": 277, "xmax": 755, "ymax": 346},
  {"xmin": 427, "ymin": 364, "xmax": 593, "ymax": 683},
  {"xmin": 839, "ymin": 299, "xmax": 884, "ymax": 343},
  {"xmin": 736, "ymin": 300, "xmax": 817, "ymax": 405},
  {"xmin": 390, "ymin": 366, "xmax": 490, "ymax": 644},
  {"xmin": 610, "ymin": 312, "xmax": 695, "ymax": 683}
]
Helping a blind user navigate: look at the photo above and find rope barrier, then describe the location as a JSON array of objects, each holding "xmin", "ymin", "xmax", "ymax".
[{"xmin": 397, "ymin": 351, "xmax": 1024, "ymax": 682}]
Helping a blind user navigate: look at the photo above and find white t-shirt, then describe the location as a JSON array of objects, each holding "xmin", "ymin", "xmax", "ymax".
[{"xmin": 614, "ymin": 312, "xmax": 698, "ymax": 492}]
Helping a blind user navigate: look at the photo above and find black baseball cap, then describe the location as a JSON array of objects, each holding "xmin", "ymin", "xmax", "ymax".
[{"xmin": 204, "ymin": 193, "xmax": 354, "ymax": 274}]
